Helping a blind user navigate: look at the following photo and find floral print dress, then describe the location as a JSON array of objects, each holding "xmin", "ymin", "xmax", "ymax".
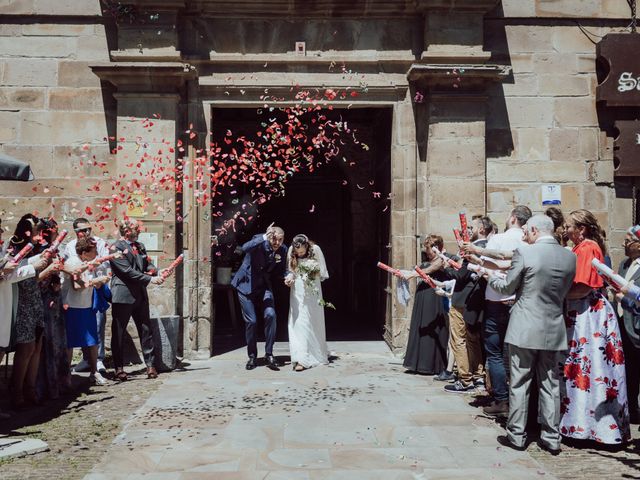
[{"xmin": 560, "ymin": 240, "xmax": 630, "ymax": 444}]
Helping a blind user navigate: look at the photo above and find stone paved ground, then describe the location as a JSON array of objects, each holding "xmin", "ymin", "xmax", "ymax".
[
  {"xmin": 85, "ymin": 341, "xmax": 555, "ymax": 479},
  {"xmin": 2, "ymin": 342, "xmax": 639, "ymax": 479},
  {"xmin": 0, "ymin": 366, "xmax": 162, "ymax": 480}
]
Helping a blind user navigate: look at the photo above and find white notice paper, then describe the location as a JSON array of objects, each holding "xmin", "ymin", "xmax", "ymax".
[{"xmin": 541, "ymin": 184, "xmax": 561, "ymax": 205}]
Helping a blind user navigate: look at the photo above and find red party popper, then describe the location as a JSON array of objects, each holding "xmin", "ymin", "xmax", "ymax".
[
  {"xmin": 453, "ymin": 229, "xmax": 464, "ymax": 247},
  {"xmin": 12, "ymin": 243, "xmax": 34, "ymax": 263},
  {"xmin": 376, "ymin": 261, "xmax": 405, "ymax": 278},
  {"xmin": 161, "ymin": 253, "xmax": 184, "ymax": 280},
  {"xmin": 43, "ymin": 229, "xmax": 68, "ymax": 258},
  {"xmin": 413, "ymin": 265, "xmax": 437, "ymax": 288},
  {"xmin": 459, "ymin": 212, "xmax": 470, "ymax": 242}
]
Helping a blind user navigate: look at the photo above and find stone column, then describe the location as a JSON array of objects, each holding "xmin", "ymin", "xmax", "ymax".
[
  {"xmin": 114, "ymin": 92, "xmax": 181, "ymax": 319},
  {"xmin": 387, "ymin": 95, "xmax": 418, "ymax": 351},
  {"xmin": 424, "ymin": 94, "xmax": 487, "ymax": 251}
]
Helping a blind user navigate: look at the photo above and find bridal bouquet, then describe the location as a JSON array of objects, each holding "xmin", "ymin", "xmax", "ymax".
[
  {"xmin": 297, "ymin": 258, "xmax": 320, "ymax": 290},
  {"xmin": 295, "ymin": 258, "xmax": 335, "ymax": 309}
]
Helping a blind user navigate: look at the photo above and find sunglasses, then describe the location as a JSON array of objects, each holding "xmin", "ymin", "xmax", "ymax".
[{"xmin": 75, "ymin": 228, "xmax": 92, "ymax": 234}]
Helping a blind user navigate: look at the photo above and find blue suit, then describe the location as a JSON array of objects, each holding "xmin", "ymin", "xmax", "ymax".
[{"xmin": 231, "ymin": 234, "xmax": 287, "ymax": 358}]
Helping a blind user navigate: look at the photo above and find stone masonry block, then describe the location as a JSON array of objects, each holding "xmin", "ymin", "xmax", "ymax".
[
  {"xmin": 0, "ymin": 0, "xmax": 36, "ymax": 14},
  {"xmin": 487, "ymin": 184, "xmax": 541, "ymax": 211},
  {"xmin": 2, "ymin": 58, "xmax": 58, "ymax": 86},
  {"xmin": 500, "ymin": 0, "xmax": 536, "ymax": 16},
  {"xmin": 1, "ymin": 144, "xmax": 53, "ymax": 178},
  {"xmin": 583, "ymin": 184, "xmax": 608, "ymax": 212},
  {"xmin": 0, "ymin": 87, "xmax": 45, "ymax": 109},
  {"xmin": 505, "ymin": 97, "xmax": 555, "ymax": 128},
  {"xmin": 429, "ymin": 178, "xmax": 484, "ymax": 212},
  {"xmin": 502, "ymin": 73, "xmax": 538, "ymax": 97},
  {"xmin": 539, "ymin": 161, "xmax": 587, "ymax": 182},
  {"xmin": 549, "ymin": 128, "xmax": 580, "ymax": 161},
  {"xmin": 118, "ymin": 117, "xmax": 176, "ymax": 142},
  {"xmin": 21, "ymin": 111, "xmax": 108, "ymax": 145},
  {"xmin": 577, "ymin": 54, "xmax": 596, "ymax": 74},
  {"xmin": 578, "ymin": 128, "xmax": 599, "ymax": 160},
  {"xmin": 552, "ymin": 26, "xmax": 605, "ymax": 53},
  {"xmin": 611, "ymin": 196, "xmax": 633, "ymax": 230},
  {"xmin": 49, "ymin": 88, "xmax": 105, "ymax": 111},
  {"xmin": 538, "ymin": 75, "xmax": 591, "ymax": 96},
  {"xmin": 391, "ymin": 145, "xmax": 415, "ymax": 180},
  {"xmin": 33, "ymin": 0, "xmax": 102, "ymax": 15},
  {"xmin": 0, "ymin": 36, "xmax": 74, "ymax": 58},
  {"xmin": 515, "ymin": 128, "xmax": 549, "ymax": 161},
  {"xmin": 487, "ymin": 161, "xmax": 538, "ymax": 182},
  {"xmin": 393, "ymin": 101, "xmax": 416, "ymax": 146},
  {"xmin": 58, "ymin": 61, "xmax": 101, "ymax": 88},
  {"xmin": 427, "ymin": 138, "xmax": 484, "ymax": 178},
  {"xmin": 509, "ymin": 53, "xmax": 534, "ymax": 74},
  {"xmin": 553, "ymin": 97, "xmax": 598, "ymax": 127},
  {"xmin": 75, "ymin": 35, "xmax": 110, "ymax": 62},
  {"xmin": 601, "ymin": 0, "xmax": 637, "ymax": 17},
  {"xmin": 532, "ymin": 53, "xmax": 579, "ymax": 75},
  {"xmin": 21, "ymin": 24, "xmax": 96, "ymax": 36},
  {"xmin": 505, "ymin": 25, "xmax": 554, "ymax": 53},
  {"xmin": 559, "ymin": 184, "xmax": 583, "ymax": 212},
  {"xmin": 588, "ymin": 160, "xmax": 614, "ymax": 184},
  {"xmin": 535, "ymin": 0, "xmax": 601, "ymax": 17},
  {"xmin": 428, "ymin": 120, "xmax": 484, "ymax": 139},
  {"xmin": 392, "ymin": 179, "xmax": 407, "ymax": 211},
  {"xmin": 0, "ymin": 110, "xmax": 19, "ymax": 143}
]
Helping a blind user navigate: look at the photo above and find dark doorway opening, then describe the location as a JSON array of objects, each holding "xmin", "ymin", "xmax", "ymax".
[{"xmin": 210, "ymin": 106, "xmax": 392, "ymax": 350}]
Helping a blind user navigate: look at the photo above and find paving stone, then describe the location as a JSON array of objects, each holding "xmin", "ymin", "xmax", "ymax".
[{"xmin": 0, "ymin": 437, "xmax": 49, "ymax": 459}]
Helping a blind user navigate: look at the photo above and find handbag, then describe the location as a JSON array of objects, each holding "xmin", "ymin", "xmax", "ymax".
[{"xmin": 92, "ymin": 283, "xmax": 112, "ymax": 313}]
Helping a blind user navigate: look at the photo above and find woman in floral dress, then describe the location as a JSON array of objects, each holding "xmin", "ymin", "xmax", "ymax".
[
  {"xmin": 561, "ymin": 209, "xmax": 630, "ymax": 444},
  {"xmin": 285, "ymin": 234, "xmax": 330, "ymax": 371}
]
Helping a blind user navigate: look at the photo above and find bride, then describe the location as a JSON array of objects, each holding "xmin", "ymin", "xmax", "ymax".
[{"xmin": 285, "ymin": 234, "xmax": 329, "ymax": 371}]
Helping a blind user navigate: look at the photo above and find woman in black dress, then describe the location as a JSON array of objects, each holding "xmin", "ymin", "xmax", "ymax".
[{"xmin": 403, "ymin": 234, "xmax": 450, "ymax": 375}]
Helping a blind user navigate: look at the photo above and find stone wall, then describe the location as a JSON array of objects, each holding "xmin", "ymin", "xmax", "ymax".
[
  {"xmin": 483, "ymin": 1, "xmax": 637, "ymax": 266},
  {"xmin": 2, "ymin": 0, "xmax": 639, "ymax": 355},
  {"xmin": 0, "ymin": 1, "xmax": 179, "ymax": 321}
]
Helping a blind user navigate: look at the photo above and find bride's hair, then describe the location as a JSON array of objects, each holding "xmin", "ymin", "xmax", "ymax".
[{"xmin": 288, "ymin": 233, "xmax": 315, "ymax": 271}]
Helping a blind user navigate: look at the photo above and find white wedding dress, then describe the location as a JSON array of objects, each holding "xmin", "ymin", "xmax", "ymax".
[{"xmin": 287, "ymin": 244, "xmax": 330, "ymax": 368}]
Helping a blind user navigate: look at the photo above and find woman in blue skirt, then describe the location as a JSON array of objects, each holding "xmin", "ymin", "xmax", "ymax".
[{"xmin": 62, "ymin": 237, "xmax": 110, "ymax": 386}]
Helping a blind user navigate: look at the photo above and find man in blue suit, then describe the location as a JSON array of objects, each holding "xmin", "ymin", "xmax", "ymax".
[{"xmin": 232, "ymin": 225, "xmax": 287, "ymax": 370}]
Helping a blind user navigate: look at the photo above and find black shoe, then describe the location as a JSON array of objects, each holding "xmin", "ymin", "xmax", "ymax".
[
  {"xmin": 536, "ymin": 440, "xmax": 561, "ymax": 456},
  {"xmin": 434, "ymin": 370, "xmax": 456, "ymax": 382},
  {"xmin": 265, "ymin": 354, "xmax": 280, "ymax": 370},
  {"xmin": 246, "ymin": 357, "xmax": 257, "ymax": 370},
  {"xmin": 497, "ymin": 435, "xmax": 526, "ymax": 451},
  {"xmin": 444, "ymin": 381, "xmax": 476, "ymax": 394}
]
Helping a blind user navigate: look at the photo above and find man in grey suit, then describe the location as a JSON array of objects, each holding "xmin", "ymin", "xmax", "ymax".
[
  {"xmin": 615, "ymin": 225, "xmax": 640, "ymax": 423},
  {"xmin": 487, "ymin": 215, "xmax": 576, "ymax": 454}
]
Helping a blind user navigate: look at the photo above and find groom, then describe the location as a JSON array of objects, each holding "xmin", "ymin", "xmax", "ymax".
[{"xmin": 232, "ymin": 224, "xmax": 288, "ymax": 370}]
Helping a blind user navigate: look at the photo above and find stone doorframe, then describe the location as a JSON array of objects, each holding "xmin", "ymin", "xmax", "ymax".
[{"xmin": 195, "ymin": 81, "xmax": 411, "ymax": 357}]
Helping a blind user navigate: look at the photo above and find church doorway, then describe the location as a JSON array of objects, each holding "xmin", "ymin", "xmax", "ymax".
[{"xmin": 210, "ymin": 106, "xmax": 392, "ymax": 346}]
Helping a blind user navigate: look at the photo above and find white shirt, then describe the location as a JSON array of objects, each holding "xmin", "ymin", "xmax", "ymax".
[
  {"xmin": 0, "ymin": 248, "xmax": 37, "ymax": 348},
  {"xmin": 61, "ymin": 256, "xmax": 96, "ymax": 309},
  {"xmin": 64, "ymin": 236, "xmax": 110, "ymax": 275},
  {"xmin": 483, "ymin": 226, "xmax": 527, "ymax": 302}
]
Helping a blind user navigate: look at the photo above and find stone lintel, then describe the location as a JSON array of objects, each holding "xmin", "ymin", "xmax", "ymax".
[
  {"xmin": 407, "ymin": 63, "xmax": 510, "ymax": 90},
  {"xmin": 198, "ymin": 83, "xmax": 408, "ymax": 104},
  {"xmin": 90, "ymin": 62, "xmax": 197, "ymax": 93},
  {"xmin": 121, "ymin": 0, "xmax": 499, "ymax": 17},
  {"xmin": 114, "ymin": 92, "xmax": 181, "ymax": 102},
  {"xmin": 415, "ymin": 0, "xmax": 500, "ymax": 12}
]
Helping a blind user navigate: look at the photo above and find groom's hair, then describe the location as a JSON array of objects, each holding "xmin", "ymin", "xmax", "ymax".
[{"xmin": 271, "ymin": 226, "xmax": 284, "ymax": 238}]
